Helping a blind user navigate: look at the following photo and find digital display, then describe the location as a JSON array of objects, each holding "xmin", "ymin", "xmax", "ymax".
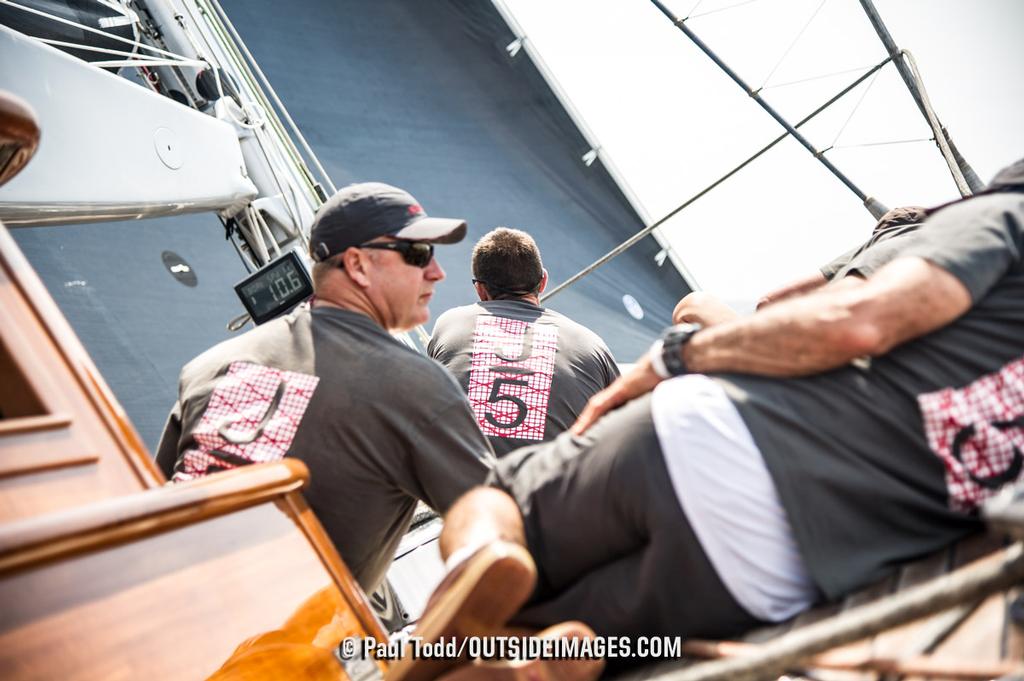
[{"xmin": 234, "ymin": 251, "xmax": 313, "ymax": 325}]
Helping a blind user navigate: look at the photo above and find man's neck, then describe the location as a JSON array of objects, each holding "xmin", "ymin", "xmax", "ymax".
[
  {"xmin": 313, "ymin": 292, "xmax": 386, "ymax": 329},
  {"xmin": 485, "ymin": 294, "xmax": 541, "ymax": 306}
]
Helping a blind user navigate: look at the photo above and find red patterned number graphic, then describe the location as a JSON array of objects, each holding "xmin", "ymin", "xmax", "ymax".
[
  {"xmin": 173, "ymin": 361, "xmax": 319, "ymax": 482},
  {"xmin": 467, "ymin": 316, "xmax": 558, "ymax": 440},
  {"xmin": 918, "ymin": 355, "xmax": 1024, "ymax": 511}
]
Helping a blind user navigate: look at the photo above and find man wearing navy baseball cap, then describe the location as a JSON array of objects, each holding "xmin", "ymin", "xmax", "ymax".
[
  {"xmin": 307, "ymin": 181, "xmax": 467, "ymax": 331},
  {"xmin": 158, "ymin": 182, "xmax": 495, "ymax": 594}
]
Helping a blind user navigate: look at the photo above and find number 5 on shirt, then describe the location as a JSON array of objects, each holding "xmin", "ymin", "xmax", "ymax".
[{"xmin": 467, "ymin": 316, "xmax": 558, "ymax": 441}]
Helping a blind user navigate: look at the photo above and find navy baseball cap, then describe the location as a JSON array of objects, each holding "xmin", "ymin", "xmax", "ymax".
[{"xmin": 309, "ymin": 182, "xmax": 467, "ymax": 261}]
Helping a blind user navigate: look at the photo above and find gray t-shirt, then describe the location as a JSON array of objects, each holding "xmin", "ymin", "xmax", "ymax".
[
  {"xmin": 719, "ymin": 192, "xmax": 1024, "ymax": 600},
  {"xmin": 156, "ymin": 305, "xmax": 494, "ymax": 591},
  {"xmin": 820, "ymin": 221, "xmax": 925, "ymax": 281},
  {"xmin": 428, "ymin": 300, "xmax": 620, "ymax": 457}
]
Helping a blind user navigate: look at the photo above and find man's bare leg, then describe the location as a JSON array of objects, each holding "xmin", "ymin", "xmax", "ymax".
[
  {"xmin": 439, "ymin": 487, "xmax": 526, "ymax": 564},
  {"xmin": 672, "ymin": 291, "xmax": 741, "ymax": 327},
  {"xmin": 387, "ymin": 489, "xmax": 603, "ymax": 681},
  {"xmin": 387, "ymin": 489, "xmax": 535, "ymax": 681}
]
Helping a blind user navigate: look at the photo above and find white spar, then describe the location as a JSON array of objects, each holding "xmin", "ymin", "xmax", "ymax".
[{"xmin": 0, "ymin": 23, "xmax": 257, "ymax": 226}]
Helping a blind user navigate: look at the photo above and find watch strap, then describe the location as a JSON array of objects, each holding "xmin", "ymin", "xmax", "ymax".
[{"xmin": 648, "ymin": 338, "xmax": 672, "ymax": 379}]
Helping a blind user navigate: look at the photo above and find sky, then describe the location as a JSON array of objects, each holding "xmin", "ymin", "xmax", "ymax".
[{"xmin": 499, "ymin": 0, "xmax": 1024, "ymax": 311}]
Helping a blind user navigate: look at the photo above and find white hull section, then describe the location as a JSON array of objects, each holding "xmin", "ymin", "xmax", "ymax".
[{"xmin": 0, "ymin": 25, "xmax": 256, "ymax": 226}]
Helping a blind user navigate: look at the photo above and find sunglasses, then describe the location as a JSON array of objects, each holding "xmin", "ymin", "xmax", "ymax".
[{"xmin": 357, "ymin": 240, "xmax": 435, "ymax": 268}]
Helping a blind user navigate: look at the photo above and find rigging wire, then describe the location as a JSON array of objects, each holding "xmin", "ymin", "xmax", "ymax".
[
  {"xmin": 683, "ymin": 0, "xmax": 705, "ymax": 20},
  {"xmin": 688, "ymin": 0, "xmax": 764, "ymax": 20},
  {"xmin": 648, "ymin": 0, "xmax": 877, "ymax": 210},
  {"xmin": 761, "ymin": 63, "xmax": 878, "ymax": 91},
  {"xmin": 201, "ymin": 0, "xmax": 338, "ymax": 196},
  {"xmin": 856, "ymin": 0, "xmax": 981, "ymax": 195},
  {"xmin": 832, "ymin": 137, "xmax": 934, "ymax": 149},
  {"xmin": 541, "ymin": 55, "xmax": 893, "ymax": 303},
  {"xmin": 828, "ymin": 67, "xmax": 881, "ymax": 148},
  {"xmin": 759, "ymin": 0, "xmax": 828, "ymax": 92}
]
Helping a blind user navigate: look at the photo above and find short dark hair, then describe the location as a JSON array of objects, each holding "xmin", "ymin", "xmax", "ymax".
[{"xmin": 471, "ymin": 228, "xmax": 543, "ymax": 300}]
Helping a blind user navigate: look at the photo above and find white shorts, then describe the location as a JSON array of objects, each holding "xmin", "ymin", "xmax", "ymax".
[{"xmin": 651, "ymin": 374, "xmax": 817, "ymax": 621}]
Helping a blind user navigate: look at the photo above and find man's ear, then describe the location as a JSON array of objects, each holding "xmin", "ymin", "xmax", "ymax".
[
  {"xmin": 340, "ymin": 248, "xmax": 373, "ymax": 288},
  {"xmin": 537, "ymin": 269, "xmax": 548, "ymax": 294},
  {"xmin": 474, "ymin": 280, "xmax": 491, "ymax": 301}
]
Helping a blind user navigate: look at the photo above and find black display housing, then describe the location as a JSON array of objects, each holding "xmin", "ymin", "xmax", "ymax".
[{"xmin": 234, "ymin": 250, "xmax": 313, "ymax": 325}]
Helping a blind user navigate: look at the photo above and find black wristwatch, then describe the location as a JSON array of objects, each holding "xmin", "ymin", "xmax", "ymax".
[{"xmin": 648, "ymin": 323, "xmax": 702, "ymax": 379}]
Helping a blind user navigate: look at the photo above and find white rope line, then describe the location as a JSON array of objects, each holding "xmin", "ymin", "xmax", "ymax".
[
  {"xmin": 240, "ymin": 207, "xmax": 271, "ymax": 263},
  {"xmin": 90, "ymin": 57, "xmax": 206, "ymax": 68},
  {"xmin": 760, "ymin": 0, "xmax": 828, "ymax": 90},
  {"xmin": 37, "ymin": 37, "xmax": 151, "ymax": 59},
  {"xmin": 36, "ymin": 37, "xmax": 206, "ymax": 67},
  {"xmin": 250, "ymin": 205, "xmax": 282, "ymax": 259},
  {"xmin": 0, "ymin": 0, "xmax": 196, "ymax": 61},
  {"xmin": 901, "ymin": 49, "xmax": 972, "ymax": 196},
  {"xmin": 215, "ymin": 81, "xmax": 268, "ymax": 130}
]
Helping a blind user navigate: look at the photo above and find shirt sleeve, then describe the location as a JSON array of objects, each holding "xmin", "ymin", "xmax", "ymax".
[
  {"xmin": 425, "ymin": 329, "xmax": 441, "ymax": 359},
  {"xmin": 602, "ymin": 346, "xmax": 621, "ymax": 386},
  {"xmin": 154, "ymin": 401, "xmax": 183, "ymax": 480},
  {"xmin": 897, "ymin": 194, "xmax": 1024, "ymax": 302},
  {"xmin": 820, "ymin": 243, "xmax": 862, "ymax": 280},
  {"xmin": 399, "ymin": 396, "xmax": 496, "ymax": 514}
]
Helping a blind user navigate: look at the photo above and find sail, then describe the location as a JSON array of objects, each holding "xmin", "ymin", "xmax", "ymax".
[
  {"xmin": 495, "ymin": 0, "xmax": 1024, "ymax": 310},
  {"xmin": 9, "ymin": 0, "xmax": 690, "ymax": 448}
]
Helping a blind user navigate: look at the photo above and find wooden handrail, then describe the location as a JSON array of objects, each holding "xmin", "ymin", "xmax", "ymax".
[
  {"xmin": 0, "ymin": 459, "xmax": 309, "ymax": 574},
  {"xmin": 0, "ymin": 90, "xmax": 39, "ymax": 186}
]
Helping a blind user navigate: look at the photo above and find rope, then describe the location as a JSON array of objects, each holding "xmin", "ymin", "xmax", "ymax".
[
  {"xmin": 0, "ymin": 0, "xmax": 192, "ymax": 61},
  {"xmin": 901, "ymin": 49, "xmax": 972, "ymax": 196},
  {"xmin": 89, "ymin": 57, "xmax": 204, "ymax": 68},
  {"xmin": 541, "ymin": 55, "xmax": 893, "ymax": 303},
  {"xmin": 759, "ymin": 0, "xmax": 828, "ymax": 91},
  {"xmin": 201, "ymin": 0, "xmax": 337, "ymax": 196},
  {"xmin": 35, "ymin": 37, "xmax": 193, "ymax": 63}
]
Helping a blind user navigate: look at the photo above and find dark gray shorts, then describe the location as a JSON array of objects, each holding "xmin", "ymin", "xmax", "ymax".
[{"xmin": 491, "ymin": 394, "xmax": 761, "ymax": 640}]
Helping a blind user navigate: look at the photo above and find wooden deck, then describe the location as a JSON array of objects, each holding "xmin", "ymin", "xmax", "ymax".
[{"xmin": 614, "ymin": 532, "xmax": 1023, "ymax": 681}]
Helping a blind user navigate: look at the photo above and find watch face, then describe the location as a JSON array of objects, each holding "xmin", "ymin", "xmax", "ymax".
[{"xmin": 662, "ymin": 323, "xmax": 701, "ymax": 376}]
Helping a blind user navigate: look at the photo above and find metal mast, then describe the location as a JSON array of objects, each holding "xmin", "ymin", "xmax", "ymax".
[
  {"xmin": 858, "ymin": 0, "xmax": 984, "ymax": 195},
  {"xmin": 648, "ymin": 0, "xmax": 888, "ymax": 219}
]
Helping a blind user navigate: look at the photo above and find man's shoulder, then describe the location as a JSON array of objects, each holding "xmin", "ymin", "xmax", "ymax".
[
  {"xmin": 181, "ymin": 309, "xmax": 308, "ymax": 383},
  {"xmin": 433, "ymin": 303, "xmax": 485, "ymax": 329},
  {"xmin": 540, "ymin": 307, "xmax": 611, "ymax": 347}
]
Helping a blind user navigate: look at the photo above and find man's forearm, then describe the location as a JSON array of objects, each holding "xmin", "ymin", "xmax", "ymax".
[
  {"xmin": 684, "ymin": 283, "xmax": 874, "ymax": 376},
  {"xmin": 756, "ymin": 272, "xmax": 828, "ymax": 310},
  {"xmin": 682, "ymin": 258, "xmax": 972, "ymax": 377}
]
